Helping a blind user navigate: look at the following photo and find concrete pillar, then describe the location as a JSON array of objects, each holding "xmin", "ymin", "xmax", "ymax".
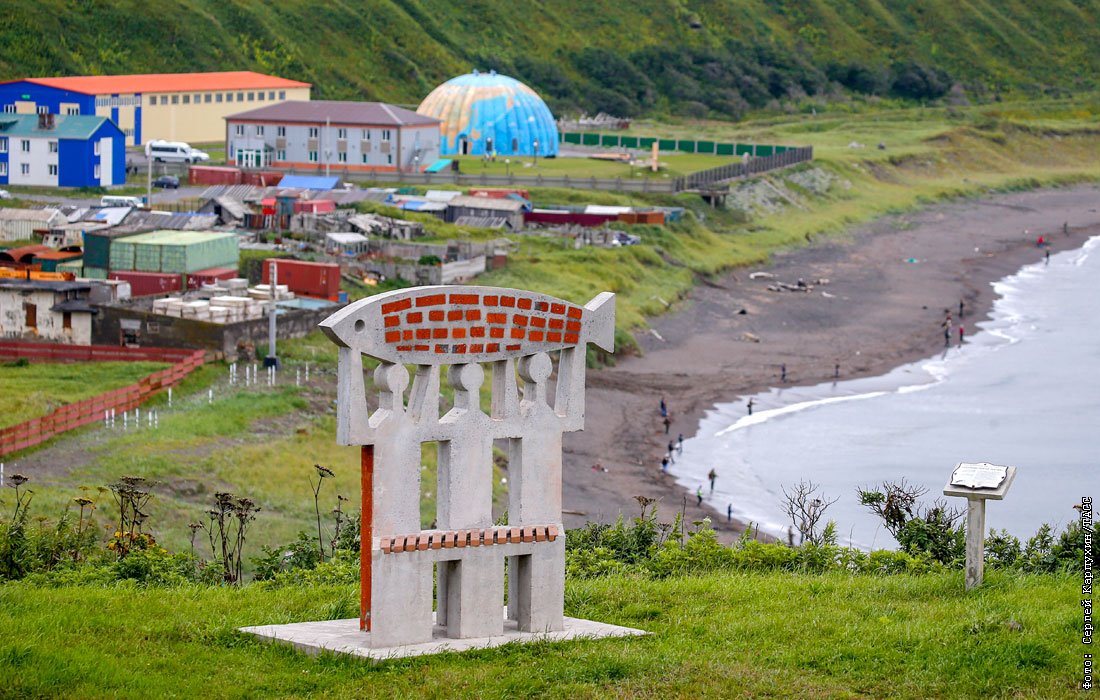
[
  {"xmin": 965, "ymin": 497, "xmax": 986, "ymax": 591},
  {"xmin": 444, "ymin": 548, "xmax": 504, "ymax": 638},
  {"xmin": 508, "ymin": 538, "xmax": 565, "ymax": 632},
  {"xmin": 369, "ymin": 551, "xmax": 433, "ymax": 648}
]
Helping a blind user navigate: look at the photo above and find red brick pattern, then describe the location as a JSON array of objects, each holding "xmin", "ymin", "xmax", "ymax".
[
  {"xmin": 378, "ymin": 525, "xmax": 559, "ymax": 553},
  {"xmin": 385, "ymin": 291, "xmax": 585, "ymax": 357}
]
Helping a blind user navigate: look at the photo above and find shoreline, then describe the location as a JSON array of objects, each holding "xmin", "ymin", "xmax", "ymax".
[{"xmin": 561, "ymin": 184, "xmax": 1100, "ymax": 539}]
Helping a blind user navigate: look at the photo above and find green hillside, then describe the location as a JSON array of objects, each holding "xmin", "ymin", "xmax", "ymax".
[{"xmin": 1, "ymin": 1, "xmax": 1098, "ymax": 117}]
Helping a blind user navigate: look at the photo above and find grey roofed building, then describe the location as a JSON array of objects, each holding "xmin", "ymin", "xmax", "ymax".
[
  {"xmin": 226, "ymin": 100, "xmax": 440, "ymax": 127},
  {"xmin": 225, "ymin": 100, "xmax": 442, "ymax": 173},
  {"xmin": 445, "ymin": 196, "xmax": 525, "ymax": 229}
]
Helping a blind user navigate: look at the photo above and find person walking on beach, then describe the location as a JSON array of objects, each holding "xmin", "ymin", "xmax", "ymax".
[
  {"xmin": 1045, "ymin": 248, "xmax": 1051, "ymax": 265},
  {"xmin": 944, "ymin": 325, "xmax": 951, "ymax": 347},
  {"xmin": 661, "ymin": 456, "xmax": 669, "ymax": 473},
  {"xmin": 659, "ymin": 397, "xmax": 667, "ymax": 417},
  {"xmin": 959, "ymin": 298, "xmax": 965, "ymax": 319},
  {"xmin": 677, "ymin": 433, "xmax": 684, "ymax": 454},
  {"xmin": 707, "ymin": 468, "xmax": 717, "ymax": 493},
  {"xmin": 727, "ymin": 503, "xmax": 733, "ymax": 523},
  {"xmin": 747, "ymin": 398, "xmax": 754, "ymax": 416},
  {"xmin": 696, "ymin": 485, "xmax": 704, "ymax": 507},
  {"xmin": 834, "ymin": 362, "xmax": 840, "ymax": 379},
  {"xmin": 668, "ymin": 440, "xmax": 676, "ymax": 458},
  {"xmin": 780, "ymin": 364, "xmax": 787, "ymax": 383},
  {"xmin": 958, "ymin": 325, "xmax": 965, "ymax": 346}
]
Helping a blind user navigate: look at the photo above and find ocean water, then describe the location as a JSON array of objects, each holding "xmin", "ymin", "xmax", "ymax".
[{"xmin": 675, "ymin": 236, "xmax": 1100, "ymax": 548}]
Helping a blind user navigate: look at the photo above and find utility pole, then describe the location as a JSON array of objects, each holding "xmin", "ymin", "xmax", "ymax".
[{"xmin": 265, "ymin": 261, "xmax": 279, "ymax": 369}]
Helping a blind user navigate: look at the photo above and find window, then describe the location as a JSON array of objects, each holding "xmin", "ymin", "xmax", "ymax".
[
  {"xmin": 247, "ymin": 92, "xmax": 254, "ymax": 101},
  {"xmin": 37, "ymin": 105, "xmax": 49, "ymax": 114},
  {"xmin": 204, "ymin": 93, "xmax": 212, "ymax": 103},
  {"xmin": 48, "ymin": 164, "xmax": 58, "ymax": 176},
  {"xmin": 268, "ymin": 91, "xmax": 276, "ymax": 100},
  {"xmin": 135, "ymin": 96, "xmax": 142, "ymax": 106},
  {"xmin": 124, "ymin": 128, "xmax": 133, "ymax": 137},
  {"xmin": 171, "ymin": 95, "xmax": 179, "ymax": 104},
  {"xmin": 277, "ymin": 126, "xmax": 285, "ymax": 137},
  {"xmin": 337, "ymin": 152, "xmax": 347, "ymax": 163},
  {"xmin": 257, "ymin": 91, "xmax": 265, "ymax": 101},
  {"xmin": 216, "ymin": 93, "xmax": 223, "ymax": 103},
  {"xmin": 386, "ymin": 154, "xmax": 392, "ymax": 165},
  {"xmin": 66, "ymin": 107, "xmax": 79, "ymax": 115},
  {"xmin": 183, "ymin": 95, "xmax": 190, "ymax": 104},
  {"xmin": 24, "ymin": 303, "xmax": 36, "ymax": 329},
  {"xmin": 0, "ymin": 163, "xmax": 6, "ymax": 176},
  {"xmin": 160, "ymin": 95, "xmax": 168, "ymax": 105},
  {"xmin": 48, "ymin": 141, "xmax": 58, "ymax": 153},
  {"xmin": 20, "ymin": 164, "xmax": 29, "ymax": 175},
  {"xmin": 146, "ymin": 322, "xmax": 159, "ymax": 335},
  {"xmin": 194, "ymin": 94, "xmax": 200, "ymax": 104},
  {"xmin": 62, "ymin": 312, "xmax": 72, "ymax": 330},
  {"xmin": 279, "ymin": 91, "xmax": 286, "ymax": 99},
  {"xmin": 0, "ymin": 137, "xmax": 6, "ymax": 152},
  {"xmin": 94, "ymin": 141, "xmax": 100, "ymax": 155},
  {"xmin": 237, "ymin": 92, "xmax": 244, "ymax": 102},
  {"xmin": 95, "ymin": 97, "xmax": 107, "ymax": 107},
  {"xmin": 362, "ymin": 129, "xmax": 370, "ymax": 140},
  {"xmin": 255, "ymin": 126, "xmax": 264, "ymax": 136},
  {"xmin": 94, "ymin": 164, "xmax": 101, "ymax": 179},
  {"xmin": 361, "ymin": 153, "xmax": 368, "ymax": 164},
  {"xmin": 226, "ymin": 93, "xmax": 233, "ymax": 102},
  {"xmin": 235, "ymin": 124, "xmax": 245, "ymax": 136},
  {"xmin": 382, "ymin": 129, "xmax": 392, "ymax": 141},
  {"xmin": 3, "ymin": 105, "xmax": 14, "ymax": 113},
  {"xmin": 20, "ymin": 140, "xmax": 29, "ymax": 152},
  {"xmin": 337, "ymin": 128, "xmax": 347, "ymax": 139},
  {"xmin": 308, "ymin": 151, "xmax": 318, "ymax": 162},
  {"xmin": 276, "ymin": 150, "xmax": 286, "ymax": 161},
  {"xmin": 308, "ymin": 127, "xmax": 319, "ymax": 138}
]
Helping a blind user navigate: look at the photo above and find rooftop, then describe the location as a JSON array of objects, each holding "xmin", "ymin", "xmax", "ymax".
[
  {"xmin": 0, "ymin": 278, "xmax": 95, "ymax": 293},
  {"xmin": 226, "ymin": 100, "xmax": 439, "ymax": 127},
  {"xmin": 8, "ymin": 71, "xmax": 310, "ymax": 95},
  {"xmin": 0, "ymin": 114, "xmax": 117, "ymax": 140}
]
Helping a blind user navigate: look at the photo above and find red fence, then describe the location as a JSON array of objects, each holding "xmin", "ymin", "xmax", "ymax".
[
  {"xmin": 0, "ymin": 348, "xmax": 205, "ymax": 457},
  {"xmin": 0, "ymin": 341, "xmax": 199, "ymax": 364}
]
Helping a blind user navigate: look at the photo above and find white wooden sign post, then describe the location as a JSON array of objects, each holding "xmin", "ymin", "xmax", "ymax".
[{"xmin": 943, "ymin": 462, "xmax": 1017, "ymax": 590}]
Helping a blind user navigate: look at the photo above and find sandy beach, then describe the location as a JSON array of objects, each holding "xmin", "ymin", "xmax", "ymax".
[{"xmin": 561, "ymin": 185, "xmax": 1100, "ymax": 537}]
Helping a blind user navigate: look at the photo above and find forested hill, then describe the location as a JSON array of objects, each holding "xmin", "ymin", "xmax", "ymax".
[{"xmin": 2, "ymin": 0, "xmax": 1098, "ymax": 117}]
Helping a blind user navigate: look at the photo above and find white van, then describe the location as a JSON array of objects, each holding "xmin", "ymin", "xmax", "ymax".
[
  {"xmin": 145, "ymin": 140, "xmax": 210, "ymax": 164},
  {"xmin": 100, "ymin": 195, "xmax": 145, "ymax": 208}
]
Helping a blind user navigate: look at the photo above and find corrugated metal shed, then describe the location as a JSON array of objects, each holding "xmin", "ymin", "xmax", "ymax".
[{"xmin": 0, "ymin": 208, "xmax": 64, "ymax": 241}]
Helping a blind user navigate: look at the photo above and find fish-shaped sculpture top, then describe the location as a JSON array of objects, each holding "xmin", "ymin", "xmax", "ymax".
[{"xmin": 320, "ymin": 286, "xmax": 615, "ymax": 364}]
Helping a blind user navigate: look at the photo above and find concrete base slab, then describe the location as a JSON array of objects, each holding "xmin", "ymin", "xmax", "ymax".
[{"xmin": 240, "ymin": 608, "xmax": 647, "ymax": 661}]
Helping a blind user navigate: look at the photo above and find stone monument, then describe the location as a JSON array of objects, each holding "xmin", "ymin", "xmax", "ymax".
[
  {"xmin": 241, "ymin": 285, "xmax": 646, "ymax": 659},
  {"xmin": 943, "ymin": 461, "xmax": 1017, "ymax": 591}
]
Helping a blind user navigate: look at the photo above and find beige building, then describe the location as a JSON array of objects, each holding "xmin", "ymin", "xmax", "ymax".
[{"xmin": 1, "ymin": 72, "xmax": 311, "ymax": 147}]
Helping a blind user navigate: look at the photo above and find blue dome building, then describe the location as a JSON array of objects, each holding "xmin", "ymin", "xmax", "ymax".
[{"xmin": 417, "ymin": 70, "xmax": 558, "ymax": 157}]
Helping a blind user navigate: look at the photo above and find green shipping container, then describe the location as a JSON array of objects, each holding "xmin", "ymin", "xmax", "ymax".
[
  {"xmin": 111, "ymin": 230, "xmax": 239, "ymax": 274},
  {"xmin": 110, "ymin": 239, "xmax": 136, "ymax": 270},
  {"xmin": 57, "ymin": 260, "xmax": 83, "ymax": 275},
  {"xmin": 83, "ymin": 266, "xmax": 108, "ymax": 280}
]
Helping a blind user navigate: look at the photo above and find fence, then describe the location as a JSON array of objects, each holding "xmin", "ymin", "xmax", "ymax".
[
  {"xmin": 0, "ymin": 346, "xmax": 204, "ymax": 457},
  {"xmin": 560, "ymin": 132, "xmax": 801, "ymax": 158},
  {"xmin": 682, "ymin": 147, "xmax": 814, "ymax": 190},
  {"xmin": 0, "ymin": 341, "xmax": 200, "ymax": 364},
  {"xmin": 345, "ymin": 170, "xmax": 683, "ymax": 194}
]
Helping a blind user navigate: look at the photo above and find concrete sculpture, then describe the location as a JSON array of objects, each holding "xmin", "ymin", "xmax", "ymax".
[{"xmin": 287, "ymin": 285, "xmax": 626, "ymax": 651}]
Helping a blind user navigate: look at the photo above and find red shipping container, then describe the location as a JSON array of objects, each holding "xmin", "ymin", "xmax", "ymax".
[
  {"xmin": 186, "ymin": 267, "xmax": 239, "ymax": 290},
  {"xmin": 523, "ymin": 211, "xmax": 618, "ymax": 227},
  {"xmin": 263, "ymin": 259, "xmax": 340, "ymax": 300},
  {"xmin": 108, "ymin": 270, "xmax": 184, "ymax": 297},
  {"xmin": 188, "ymin": 166, "xmax": 243, "ymax": 186}
]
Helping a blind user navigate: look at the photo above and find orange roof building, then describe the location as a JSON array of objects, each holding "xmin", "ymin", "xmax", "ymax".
[{"xmin": 0, "ymin": 71, "xmax": 312, "ymax": 147}]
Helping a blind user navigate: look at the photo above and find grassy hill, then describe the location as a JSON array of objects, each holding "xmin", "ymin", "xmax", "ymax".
[{"xmin": 2, "ymin": 1, "xmax": 1099, "ymax": 117}]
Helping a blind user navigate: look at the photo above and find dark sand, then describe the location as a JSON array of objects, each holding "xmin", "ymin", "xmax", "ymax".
[{"xmin": 562, "ymin": 185, "xmax": 1100, "ymax": 537}]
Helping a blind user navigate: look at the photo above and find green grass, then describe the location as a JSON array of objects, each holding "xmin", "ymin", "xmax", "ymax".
[
  {"xmin": 0, "ymin": 361, "xmax": 169, "ymax": 429},
  {"xmin": 448, "ymin": 153, "xmax": 733, "ymax": 179},
  {"xmin": 0, "ymin": 570, "xmax": 1079, "ymax": 698}
]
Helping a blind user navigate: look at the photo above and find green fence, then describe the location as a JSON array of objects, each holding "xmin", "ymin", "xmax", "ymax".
[{"xmin": 561, "ymin": 132, "xmax": 798, "ymax": 157}]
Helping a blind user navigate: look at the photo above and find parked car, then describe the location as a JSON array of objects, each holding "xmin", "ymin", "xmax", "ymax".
[
  {"xmin": 100, "ymin": 195, "xmax": 145, "ymax": 208},
  {"xmin": 145, "ymin": 139, "xmax": 210, "ymax": 164},
  {"xmin": 0, "ymin": 189, "xmax": 11, "ymax": 200},
  {"xmin": 153, "ymin": 175, "xmax": 180, "ymax": 189}
]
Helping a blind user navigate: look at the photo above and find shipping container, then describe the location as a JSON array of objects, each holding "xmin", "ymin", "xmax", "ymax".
[
  {"xmin": 57, "ymin": 259, "xmax": 84, "ymax": 276},
  {"xmin": 82, "ymin": 266, "xmax": 108, "ymax": 280},
  {"xmin": 31, "ymin": 251, "xmax": 82, "ymax": 272},
  {"xmin": 262, "ymin": 259, "xmax": 340, "ymax": 300},
  {"xmin": 187, "ymin": 165, "xmax": 242, "ymax": 187},
  {"xmin": 82, "ymin": 229, "xmax": 138, "ymax": 269},
  {"xmin": 109, "ymin": 230, "xmax": 239, "ymax": 273},
  {"xmin": 523, "ymin": 210, "xmax": 619, "ymax": 227},
  {"xmin": 186, "ymin": 266, "xmax": 239, "ymax": 290},
  {"xmin": 108, "ymin": 270, "xmax": 184, "ymax": 297}
]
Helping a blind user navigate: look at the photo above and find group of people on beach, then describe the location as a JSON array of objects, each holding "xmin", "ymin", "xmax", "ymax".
[{"xmin": 943, "ymin": 305, "xmax": 965, "ymax": 348}]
